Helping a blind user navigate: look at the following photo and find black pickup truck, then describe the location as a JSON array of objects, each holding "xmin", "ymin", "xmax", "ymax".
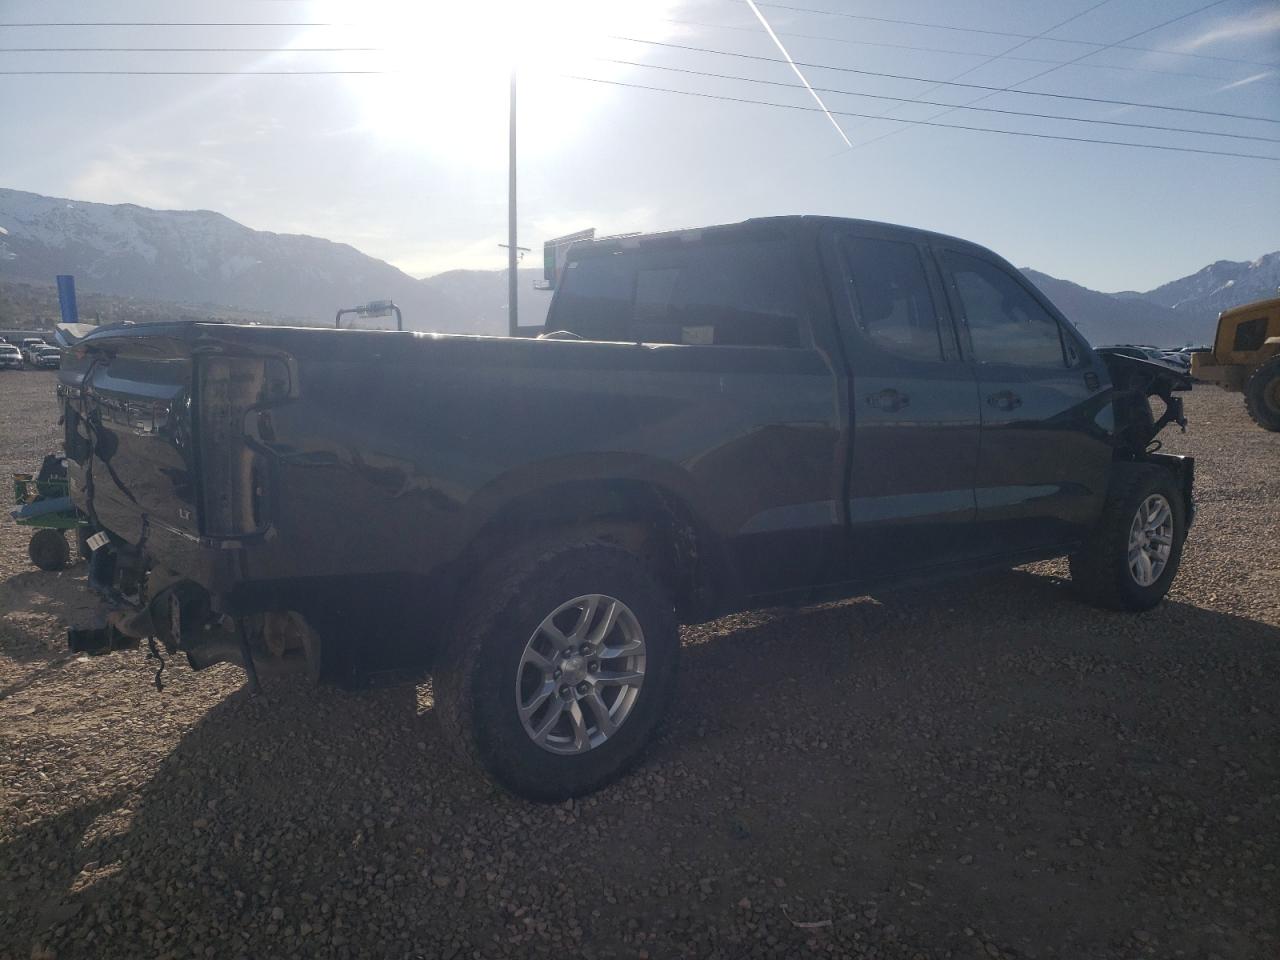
[{"xmin": 57, "ymin": 216, "xmax": 1192, "ymax": 800}]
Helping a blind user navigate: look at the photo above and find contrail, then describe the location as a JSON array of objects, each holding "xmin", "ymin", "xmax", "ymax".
[{"xmin": 744, "ymin": 0, "xmax": 851, "ymax": 146}]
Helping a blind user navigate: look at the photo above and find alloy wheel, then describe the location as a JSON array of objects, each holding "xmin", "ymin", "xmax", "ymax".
[
  {"xmin": 1128, "ymin": 494, "xmax": 1173, "ymax": 587},
  {"xmin": 515, "ymin": 594, "xmax": 646, "ymax": 755}
]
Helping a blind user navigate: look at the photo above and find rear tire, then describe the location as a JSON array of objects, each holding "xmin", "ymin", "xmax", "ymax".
[
  {"xmin": 29, "ymin": 529, "xmax": 70, "ymax": 571},
  {"xmin": 1243, "ymin": 357, "xmax": 1280, "ymax": 432},
  {"xmin": 1069, "ymin": 464, "xmax": 1186, "ymax": 612},
  {"xmin": 433, "ymin": 537, "xmax": 680, "ymax": 802}
]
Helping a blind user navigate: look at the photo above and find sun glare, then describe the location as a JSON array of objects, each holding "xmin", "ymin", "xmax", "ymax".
[{"xmin": 302, "ymin": 0, "xmax": 679, "ymax": 159}]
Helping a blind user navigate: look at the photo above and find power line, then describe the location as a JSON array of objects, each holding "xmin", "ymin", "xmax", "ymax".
[
  {"xmin": 562, "ymin": 74, "xmax": 1277, "ymax": 161},
  {"xmin": 844, "ymin": 0, "xmax": 1114, "ymax": 149},
  {"xmin": 2, "ymin": 64, "xmax": 1273, "ymax": 161},
  {"xmin": 749, "ymin": 1, "xmax": 1279, "ymax": 69},
  {"xmin": 3, "ymin": 12, "xmax": 1276, "ymax": 71},
  {"xmin": 661, "ymin": 16, "xmax": 1280, "ymax": 88},
  {"xmin": 7, "ymin": 34, "xmax": 1270, "ymax": 125},
  {"xmin": 608, "ymin": 36, "xmax": 1280, "ymax": 124},
  {"xmin": 8, "ymin": 32, "xmax": 1275, "ymax": 89},
  {"xmin": 604, "ymin": 59, "xmax": 1280, "ymax": 143},
  {"xmin": 20, "ymin": 45, "xmax": 1259, "ymax": 144},
  {"xmin": 848, "ymin": 0, "xmax": 1228, "ymax": 152}
]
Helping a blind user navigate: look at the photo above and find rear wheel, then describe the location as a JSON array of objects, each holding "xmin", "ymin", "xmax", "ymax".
[
  {"xmin": 29, "ymin": 529, "xmax": 70, "ymax": 571},
  {"xmin": 1243, "ymin": 357, "xmax": 1280, "ymax": 432},
  {"xmin": 1069, "ymin": 464, "xmax": 1186, "ymax": 612},
  {"xmin": 433, "ymin": 537, "xmax": 679, "ymax": 802}
]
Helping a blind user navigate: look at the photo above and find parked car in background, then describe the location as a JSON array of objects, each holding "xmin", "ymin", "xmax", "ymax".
[
  {"xmin": 0, "ymin": 343, "xmax": 24, "ymax": 370},
  {"xmin": 19, "ymin": 338, "xmax": 48, "ymax": 363},
  {"xmin": 32, "ymin": 346, "xmax": 61, "ymax": 370}
]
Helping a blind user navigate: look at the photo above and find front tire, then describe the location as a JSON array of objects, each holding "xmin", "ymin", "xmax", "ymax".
[
  {"xmin": 1069, "ymin": 464, "xmax": 1186, "ymax": 612},
  {"xmin": 434, "ymin": 537, "xmax": 680, "ymax": 802},
  {"xmin": 1243, "ymin": 357, "xmax": 1280, "ymax": 432}
]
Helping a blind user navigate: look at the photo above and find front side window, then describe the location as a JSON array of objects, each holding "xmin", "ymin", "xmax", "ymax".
[
  {"xmin": 840, "ymin": 236, "xmax": 943, "ymax": 361},
  {"xmin": 945, "ymin": 252, "xmax": 1066, "ymax": 367}
]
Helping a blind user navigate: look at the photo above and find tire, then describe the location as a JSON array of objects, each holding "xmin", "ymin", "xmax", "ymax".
[
  {"xmin": 29, "ymin": 528, "xmax": 70, "ymax": 571},
  {"xmin": 434, "ymin": 537, "xmax": 680, "ymax": 802},
  {"xmin": 1068, "ymin": 464, "xmax": 1186, "ymax": 612},
  {"xmin": 1243, "ymin": 357, "xmax": 1280, "ymax": 432}
]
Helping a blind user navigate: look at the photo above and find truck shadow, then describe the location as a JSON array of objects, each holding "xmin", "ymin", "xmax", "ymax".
[
  {"xmin": 0, "ymin": 564, "xmax": 104, "ymax": 666},
  {"xmin": 5, "ymin": 569, "xmax": 1279, "ymax": 958}
]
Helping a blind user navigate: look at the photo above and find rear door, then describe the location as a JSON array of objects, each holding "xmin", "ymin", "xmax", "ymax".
[
  {"xmin": 825, "ymin": 228, "xmax": 982, "ymax": 578},
  {"xmin": 937, "ymin": 248, "xmax": 1112, "ymax": 553}
]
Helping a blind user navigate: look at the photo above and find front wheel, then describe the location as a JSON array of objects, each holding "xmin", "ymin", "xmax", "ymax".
[
  {"xmin": 1243, "ymin": 357, "xmax": 1280, "ymax": 432},
  {"xmin": 433, "ymin": 538, "xmax": 679, "ymax": 802},
  {"xmin": 1069, "ymin": 464, "xmax": 1186, "ymax": 612}
]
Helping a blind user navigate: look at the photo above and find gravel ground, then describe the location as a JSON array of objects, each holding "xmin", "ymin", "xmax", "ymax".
[{"xmin": 1, "ymin": 370, "xmax": 1277, "ymax": 960}]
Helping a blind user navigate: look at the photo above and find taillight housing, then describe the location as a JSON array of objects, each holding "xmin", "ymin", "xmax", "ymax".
[{"xmin": 195, "ymin": 355, "xmax": 290, "ymax": 537}]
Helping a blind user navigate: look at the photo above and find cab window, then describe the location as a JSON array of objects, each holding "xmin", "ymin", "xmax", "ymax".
[
  {"xmin": 840, "ymin": 236, "xmax": 944, "ymax": 361},
  {"xmin": 945, "ymin": 252, "xmax": 1068, "ymax": 367},
  {"xmin": 549, "ymin": 238, "xmax": 808, "ymax": 348}
]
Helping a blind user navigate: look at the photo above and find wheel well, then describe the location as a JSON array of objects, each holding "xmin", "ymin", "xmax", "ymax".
[{"xmin": 453, "ymin": 480, "xmax": 724, "ymax": 623}]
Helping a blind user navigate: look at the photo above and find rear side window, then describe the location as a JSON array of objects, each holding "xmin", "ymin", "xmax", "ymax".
[
  {"xmin": 840, "ymin": 236, "xmax": 943, "ymax": 361},
  {"xmin": 945, "ymin": 252, "xmax": 1067, "ymax": 367},
  {"xmin": 549, "ymin": 238, "xmax": 807, "ymax": 347},
  {"xmin": 548, "ymin": 254, "xmax": 633, "ymax": 342}
]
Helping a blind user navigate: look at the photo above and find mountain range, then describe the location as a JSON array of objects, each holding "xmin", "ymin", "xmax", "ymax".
[{"xmin": 1, "ymin": 187, "xmax": 1275, "ymax": 345}]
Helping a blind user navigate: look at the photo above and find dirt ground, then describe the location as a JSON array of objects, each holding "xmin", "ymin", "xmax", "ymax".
[{"xmin": 1, "ymin": 369, "xmax": 1277, "ymax": 960}]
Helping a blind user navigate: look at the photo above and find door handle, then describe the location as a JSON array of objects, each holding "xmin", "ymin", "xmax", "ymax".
[
  {"xmin": 986, "ymin": 390, "xmax": 1022, "ymax": 411},
  {"xmin": 865, "ymin": 388, "xmax": 910, "ymax": 413}
]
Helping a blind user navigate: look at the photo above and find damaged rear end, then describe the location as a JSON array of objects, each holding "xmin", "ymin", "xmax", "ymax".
[{"xmin": 60, "ymin": 322, "xmax": 318, "ymax": 685}]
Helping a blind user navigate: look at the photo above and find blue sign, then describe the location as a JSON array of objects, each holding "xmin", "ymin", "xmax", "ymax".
[{"xmin": 56, "ymin": 275, "xmax": 78, "ymax": 324}]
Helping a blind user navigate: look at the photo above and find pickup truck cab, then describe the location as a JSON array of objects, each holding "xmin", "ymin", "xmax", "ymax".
[{"xmin": 57, "ymin": 216, "xmax": 1193, "ymax": 800}]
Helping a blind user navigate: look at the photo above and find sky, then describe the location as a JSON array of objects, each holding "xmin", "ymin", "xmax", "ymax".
[{"xmin": 1, "ymin": 0, "xmax": 1278, "ymax": 292}]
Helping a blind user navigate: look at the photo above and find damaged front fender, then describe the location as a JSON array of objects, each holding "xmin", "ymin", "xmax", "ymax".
[{"xmin": 1096, "ymin": 348, "xmax": 1192, "ymax": 454}]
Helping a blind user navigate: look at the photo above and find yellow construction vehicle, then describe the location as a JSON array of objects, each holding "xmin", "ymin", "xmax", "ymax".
[{"xmin": 1191, "ymin": 295, "xmax": 1280, "ymax": 431}]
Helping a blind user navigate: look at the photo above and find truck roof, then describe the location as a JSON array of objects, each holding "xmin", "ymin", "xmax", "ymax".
[
  {"xmin": 567, "ymin": 215, "xmax": 993, "ymax": 261},
  {"xmin": 1220, "ymin": 295, "xmax": 1280, "ymax": 319}
]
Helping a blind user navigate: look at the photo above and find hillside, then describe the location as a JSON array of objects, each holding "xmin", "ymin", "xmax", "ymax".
[
  {"xmin": 1, "ymin": 187, "xmax": 1274, "ymax": 344},
  {"xmin": 0, "ymin": 188, "xmax": 473, "ymax": 332}
]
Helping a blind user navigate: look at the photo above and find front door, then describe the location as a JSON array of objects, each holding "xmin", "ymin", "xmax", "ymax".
[
  {"xmin": 827, "ymin": 230, "xmax": 982, "ymax": 579},
  {"xmin": 937, "ymin": 248, "xmax": 1113, "ymax": 553}
]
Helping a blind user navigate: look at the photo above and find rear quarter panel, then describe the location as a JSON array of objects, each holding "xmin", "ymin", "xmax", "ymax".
[{"xmin": 222, "ymin": 328, "xmax": 846, "ymax": 600}]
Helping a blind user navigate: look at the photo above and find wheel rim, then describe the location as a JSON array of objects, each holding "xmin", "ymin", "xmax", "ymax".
[
  {"xmin": 515, "ymin": 594, "xmax": 647, "ymax": 756},
  {"xmin": 1128, "ymin": 494, "xmax": 1174, "ymax": 587}
]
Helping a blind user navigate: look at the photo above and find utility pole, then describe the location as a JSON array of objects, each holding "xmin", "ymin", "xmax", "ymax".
[{"xmin": 507, "ymin": 68, "xmax": 518, "ymax": 337}]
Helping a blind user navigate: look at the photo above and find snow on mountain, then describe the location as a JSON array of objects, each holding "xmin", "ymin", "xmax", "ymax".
[
  {"xmin": 1136, "ymin": 252, "xmax": 1280, "ymax": 317},
  {"xmin": 0, "ymin": 186, "xmax": 1273, "ymax": 344},
  {"xmin": 1020, "ymin": 270, "xmax": 1203, "ymax": 346}
]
